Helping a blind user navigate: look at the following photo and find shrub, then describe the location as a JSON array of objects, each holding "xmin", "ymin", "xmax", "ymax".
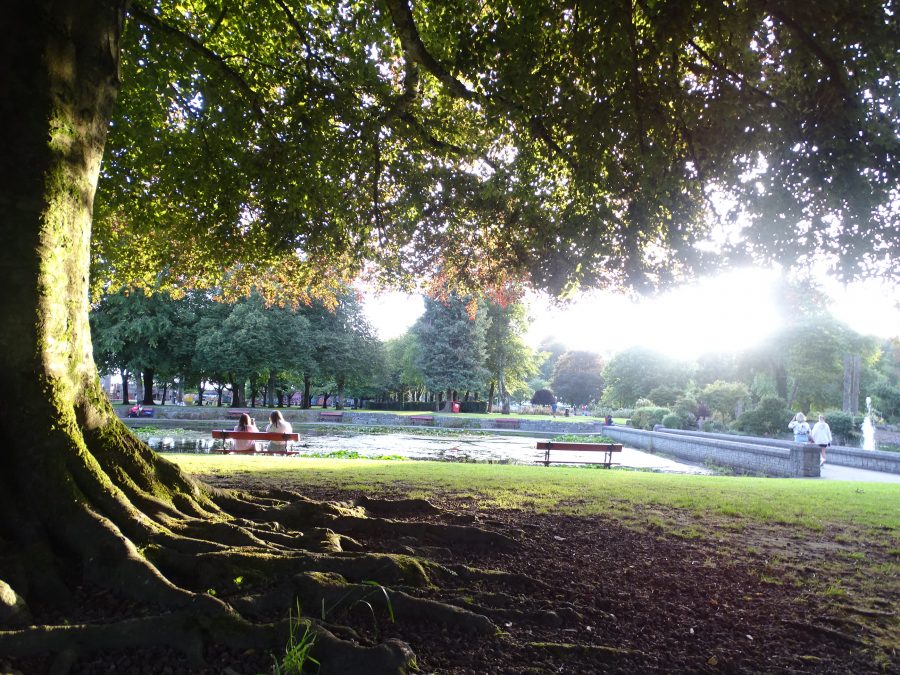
[
  {"xmin": 634, "ymin": 397, "xmax": 655, "ymax": 408},
  {"xmin": 611, "ymin": 408, "xmax": 633, "ymax": 418},
  {"xmin": 733, "ymin": 397, "xmax": 792, "ymax": 437},
  {"xmin": 649, "ymin": 385, "xmax": 682, "ymax": 407},
  {"xmin": 531, "ymin": 389, "xmax": 556, "ymax": 405},
  {"xmin": 630, "ymin": 406, "xmax": 671, "ymax": 430},
  {"xmin": 364, "ymin": 401, "xmax": 403, "ymax": 411},
  {"xmin": 702, "ymin": 419, "xmax": 728, "ymax": 433},
  {"xmin": 661, "ymin": 413, "xmax": 683, "ymax": 429},
  {"xmin": 458, "ymin": 401, "xmax": 488, "ymax": 413},
  {"xmin": 401, "ymin": 401, "xmax": 438, "ymax": 412}
]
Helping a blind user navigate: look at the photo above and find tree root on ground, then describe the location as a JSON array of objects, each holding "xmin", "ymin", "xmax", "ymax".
[{"xmin": 0, "ymin": 480, "xmax": 535, "ymax": 675}]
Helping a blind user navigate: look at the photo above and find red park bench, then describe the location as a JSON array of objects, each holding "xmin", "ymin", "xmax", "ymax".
[
  {"xmin": 535, "ymin": 441, "xmax": 623, "ymax": 469},
  {"xmin": 211, "ymin": 430, "xmax": 300, "ymax": 454},
  {"xmin": 318, "ymin": 410, "xmax": 344, "ymax": 422},
  {"xmin": 226, "ymin": 408, "xmax": 253, "ymax": 419},
  {"xmin": 494, "ymin": 418, "xmax": 521, "ymax": 429},
  {"xmin": 410, "ymin": 415, "xmax": 434, "ymax": 426}
]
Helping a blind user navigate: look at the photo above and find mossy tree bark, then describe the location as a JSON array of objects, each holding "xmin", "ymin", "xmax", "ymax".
[
  {"xmin": 0, "ymin": 12, "xmax": 510, "ymax": 672},
  {"xmin": 0, "ymin": 0, "xmax": 206, "ymax": 604}
]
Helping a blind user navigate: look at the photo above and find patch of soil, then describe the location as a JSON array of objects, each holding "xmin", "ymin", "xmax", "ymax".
[{"xmin": 4, "ymin": 478, "xmax": 896, "ymax": 675}]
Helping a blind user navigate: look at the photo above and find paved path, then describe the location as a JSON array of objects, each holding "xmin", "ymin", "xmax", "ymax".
[{"xmin": 820, "ymin": 463, "xmax": 900, "ymax": 483}]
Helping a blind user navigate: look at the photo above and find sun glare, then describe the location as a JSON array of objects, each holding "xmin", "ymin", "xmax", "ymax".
[{"xmin": 366, "ymin": 269, "xmax": 898, "ymax": 362}]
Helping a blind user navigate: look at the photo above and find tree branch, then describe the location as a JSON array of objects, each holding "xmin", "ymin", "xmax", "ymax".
[
  {"xmin": 129, "ymin": 2, "xmax": 267, "ymax": 121},
  {"xmin": 381, "ymin": 0, "xmax": 575, "ymax": 169},
  {"xmin": 687, "ymin": 40, "xmax": 781, "ymax": 106}
]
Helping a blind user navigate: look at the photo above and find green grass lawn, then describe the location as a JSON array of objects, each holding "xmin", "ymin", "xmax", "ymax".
[{"xmin": 172, "ymin": 454, "xmax": 899, "ymax": 533}]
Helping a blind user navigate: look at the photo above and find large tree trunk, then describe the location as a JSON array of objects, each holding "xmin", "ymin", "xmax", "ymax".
[
  {"xmin": 0, "ymin": 0, "xmax": 206, "ymax": 610},
  {"xmin": 0, "ymin": 4, "xmax": 508, "ymax": 670}
]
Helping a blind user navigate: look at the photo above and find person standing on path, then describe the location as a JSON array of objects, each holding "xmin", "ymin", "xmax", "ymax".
[
  {"xmin": 788, "ymin": 412, "xmax": 811, "ymax": 443},
  {"xmin": 810, "ymin": 414, "xmax": 833, "ymax": 466}
]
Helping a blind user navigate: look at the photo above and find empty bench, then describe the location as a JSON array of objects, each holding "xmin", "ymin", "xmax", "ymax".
[
  {"xmin": 212, "ymin": 430, "xmax": 300, "ymax": 454},
  {"xmin": 410, "ymin": 415, "xmax": 434, "ymax": 426},
  {"xmin": 495, "ymin": 418, "xmax": 520, "ymax": 429},
  {"xmin": 535, "ymin": 441, "xmax": 624, "ymax": 468},
  {"xmin": 319, "ymin": 410, "xmax": 344, "ymax": 422},
  {"xmin": 226, "ymin": 408, "xmax": 253, "ymax": 419}
]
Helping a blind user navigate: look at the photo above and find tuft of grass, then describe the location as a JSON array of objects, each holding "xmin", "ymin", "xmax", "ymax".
[{"xmin": 272, "ymin": 603, "xmax": 319, "ymax": 675}]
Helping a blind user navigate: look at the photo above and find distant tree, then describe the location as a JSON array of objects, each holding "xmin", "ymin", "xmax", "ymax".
[
  {"xmin": 552, "ymin": 351, "xmax": 605, "ymax": 407},
  {"xmin": 413, "ymin": 295, "xmax": 489, "ymax": 406},
  {"xmin": 701, "ymin": 380, "xmax": 750, "ymax": 423},
  {"xmin": 531, "ymin": 389, "xmax": 556, "ymax": 406},
  {"xmin": 90, "ymin": 289, "xmax": 186, "ymax": 404},
  {"xmin": 382, "ymin": 333, "xmax": 426, "ymax": 403},
  {"xmin": 537, "ymin": 338, "xmax": 567, "ymax": 381},
  {"xmin": 602, "ymin": 348, "xmax": 693, "ymax": 407},
  {"xmin": 484, "ymin": 300, "xmax": 539, "ymax": 414},
  {"xmin": 648, "ymin": 385, "xmax": 682, "ymax": 407}
]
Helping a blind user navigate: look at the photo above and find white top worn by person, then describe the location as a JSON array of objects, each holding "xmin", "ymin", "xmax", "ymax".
[
  {"xmin": 788, "ymin": 413, "xmax": 811, "ymax": 442},
  {"xmin": 810, "ymin": 414, "xmax": 833, "ymax": 465},
  {"xmin": 265, "ymin": 410, "xmax": 293, "ymax": 453}
]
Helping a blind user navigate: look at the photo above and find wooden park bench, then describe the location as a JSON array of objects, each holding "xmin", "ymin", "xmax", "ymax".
[
  {"xmin": 226, "ymin": 408, "xmax": 253, "ymax": 419},
  {"xmin": 410, "ymin": 415, "xmax": 434, "ymax": 426},
  {"xmin": 535, "ymin": 441, "xmax": 623, "ymax": 468},
  {"xmin": 494, "ymin": 418, "xmax": 520, "ymax": 429},
  {"xmin": 318, "ymin": 410, "xmax": 344, "ymax": 422},
  {"xmin": 211, "ymin": 430, "xmax": 300, "ymax": 454}
]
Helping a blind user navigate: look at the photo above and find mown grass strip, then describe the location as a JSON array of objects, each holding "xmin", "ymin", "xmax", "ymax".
[{"xmin": 171, "ymin": 455, "xmax": 899, "ymax": 533}]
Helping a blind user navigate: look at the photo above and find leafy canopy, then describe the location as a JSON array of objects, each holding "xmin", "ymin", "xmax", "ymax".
[{"xmin": 93, "ymin": 0, "xmax": 899, "ymax": 303}]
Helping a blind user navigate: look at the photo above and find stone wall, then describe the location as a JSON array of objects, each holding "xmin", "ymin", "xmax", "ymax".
[
  {"xmin": 657, "ymin": 428, "xmax": 900, "ymax": 475},
  {"xmin": 115, "ymin": 405, "xmax": 604, "ymax": 434},
  {"xmin": 602, "ymin": 426, "xmax": 821, "ymax": 477}
]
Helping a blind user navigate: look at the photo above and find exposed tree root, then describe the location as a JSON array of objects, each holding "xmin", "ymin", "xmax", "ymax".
[
  {"xmin": 526, "ymin": 641, "xmax": 638, "ymax": 662},
  {"xmin": 0, "ymin": 448, "xmax": 534, "ymax": 674}
]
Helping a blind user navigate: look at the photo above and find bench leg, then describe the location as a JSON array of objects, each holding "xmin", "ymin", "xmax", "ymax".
[{"xmin": 603, "ymin": 450, "xmax": 611, "ymax": 468}]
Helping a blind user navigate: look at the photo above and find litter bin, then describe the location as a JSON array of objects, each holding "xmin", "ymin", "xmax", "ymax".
[{"xmin": 451, "ymin": 401, "xmax": 460, "ymax": 413}]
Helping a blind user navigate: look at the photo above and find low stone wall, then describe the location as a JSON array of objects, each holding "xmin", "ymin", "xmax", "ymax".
[
  {"xmin": 115, "ymin": 406, "xmax": 604, "ymax": 434},
  {"xmin": 602, "ymin": 426, "xmax": 820, "ymax": 477},
  {"xmin": 657, "ymin": 428, "xmax": 900, "ymax": 475}
]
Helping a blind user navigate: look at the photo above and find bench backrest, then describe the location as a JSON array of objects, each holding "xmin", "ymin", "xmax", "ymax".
[
  {"xmin": 212, "ymin": 430, "xmax": 300, "ymax": 441},
  {"xmin": 535, "ymin": 441, "xmax": 623, "ymax": 451}
]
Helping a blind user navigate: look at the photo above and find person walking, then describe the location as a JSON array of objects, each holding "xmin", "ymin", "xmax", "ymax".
[
  {"xmin": 788, "ymin": 412, "xmax": 811, "ymax": 443},
  {"xmin": 265, "ymin": 410, "xmax": 293, "ymax": 453},
  {"xmin": 810, "ymin": 414, "xmax": 833, "ymax": 466}
]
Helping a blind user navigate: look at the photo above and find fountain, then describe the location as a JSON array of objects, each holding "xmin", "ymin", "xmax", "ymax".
[{"xmin": 861, "ymin": 396, "xmax": 876, "ymax": 451}]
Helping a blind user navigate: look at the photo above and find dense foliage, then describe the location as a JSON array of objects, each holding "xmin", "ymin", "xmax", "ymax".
[{"xmin": 90, "ymin": 0, "xmax": 899, "ymax": 305}]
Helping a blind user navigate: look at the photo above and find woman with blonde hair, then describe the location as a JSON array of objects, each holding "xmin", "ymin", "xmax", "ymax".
[
  {"xmin": 265, "ymin": 410, "xmax": 293, "ymax": 453},
  {"xmin": 788, "ymin": 412, "xmax": 811, "ymax": 443},
  {"xmin": 810, "ymin": 414, "xmax": 833, "ymax": 466}
]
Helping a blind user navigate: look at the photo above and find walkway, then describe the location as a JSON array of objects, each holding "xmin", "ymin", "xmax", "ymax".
[{"xmin": 820, "ymin": 463, "xmax": 900, "ymax": 483}]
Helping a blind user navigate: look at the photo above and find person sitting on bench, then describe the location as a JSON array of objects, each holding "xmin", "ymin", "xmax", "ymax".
[
  {"xmin": 232, "ymin": 413, "xmax": 259, "ymax": 452},
  {"xmin": 265, "ymin": 410, "xmax": 293, "ymax": 453}
]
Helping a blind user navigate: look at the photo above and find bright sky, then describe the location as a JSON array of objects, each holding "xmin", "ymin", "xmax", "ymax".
[{"xmin": 363, "ymin": 268, "xmax": 900, "ymax": 361}]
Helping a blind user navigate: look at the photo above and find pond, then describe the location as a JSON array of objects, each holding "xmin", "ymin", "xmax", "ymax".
[{"xmin": 141, "ymin": 428, "xmax": 710, "ymax": 474}]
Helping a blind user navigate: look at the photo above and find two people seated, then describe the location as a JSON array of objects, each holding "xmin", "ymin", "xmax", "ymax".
[{"xmin": 231, "ymin": 411, "xmax": 293, "ymax": 453}]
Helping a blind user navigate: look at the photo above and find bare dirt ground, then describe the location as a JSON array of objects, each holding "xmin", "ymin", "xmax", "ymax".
[{"xmin": 4, "ymin": 476, "xmax": 897, "ymax": 674}]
